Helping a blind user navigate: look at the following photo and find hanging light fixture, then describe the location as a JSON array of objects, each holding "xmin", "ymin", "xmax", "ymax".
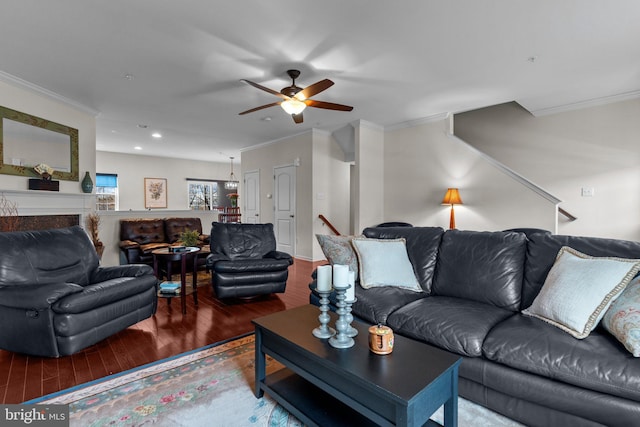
[
  {"xmin": 224, "ymin": 157, "xmax": 238, "ymax": 190},
  {"xmin": 280, "ymin": 98, "xmax": 307, "ymax": 115}
]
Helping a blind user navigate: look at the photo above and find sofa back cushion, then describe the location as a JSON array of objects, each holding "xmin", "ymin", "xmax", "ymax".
[
  {"xmin": 432, "ymin": 230, "xmax": 527, "ymax": 311},
  {"xmin": 164, "ymin": 217, "xmax": 203, "ymax": 244},
  {"xmin": 0, "ymin": 226, "xmax": 99, "ymax": 287},
  {"xmin": 120, "ymin": 218, "xmax": 166, "ymax": 244},
  {"xmin": 210, "ymin": 222, "xmax": 277, "ymax": 260},
  {"xmin": 362, "ymin": 226, "xmax": 444, "ymax": 293},
  {"xmin": 523, "ymin": 233, "xmax": 640, "ymax": 310}
]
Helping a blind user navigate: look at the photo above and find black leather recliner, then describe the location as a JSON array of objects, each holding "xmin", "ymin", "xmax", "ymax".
[
  {"xmin": 206, "ymin": 222, "xmax": 293, "ymax": 299},
  {"xmin": 0, "ymin": 226, "xmax": 158, "ymax": 357}
]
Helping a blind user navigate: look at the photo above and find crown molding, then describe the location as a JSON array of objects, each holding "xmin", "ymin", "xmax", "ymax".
[
  {"xmin": 0, "ymin": 70, "xmax": 99, "ymax": 116},
  {"xmin": 240, "ymin": 128, "xmax": 314, "ymax": 153},
  {"xmin": 523, "ymin": 90, "xmax": 640, "ymax": 117},
  {"xmin": 385, "ymin": 112, "xmax": 450, "ymax": 131}
]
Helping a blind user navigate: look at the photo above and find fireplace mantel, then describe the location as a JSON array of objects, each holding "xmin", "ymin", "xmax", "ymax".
[{"xmin": 0, "ymin": 189, "xmax": 95, "ymax": 216}]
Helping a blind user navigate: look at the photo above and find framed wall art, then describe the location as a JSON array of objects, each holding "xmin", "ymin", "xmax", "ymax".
[{"xmin": 144, "ymin": 177, "xmax": 167, "ymax": 209}]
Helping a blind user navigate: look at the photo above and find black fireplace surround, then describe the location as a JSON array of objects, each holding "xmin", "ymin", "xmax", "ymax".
[{"xmin": 310, "ymin": 227, "xmax": 640, "ymax": 427}]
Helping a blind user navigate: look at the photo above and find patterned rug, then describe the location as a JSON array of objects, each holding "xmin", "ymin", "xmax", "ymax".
[{"xmin": 29, "ymin": 334, "xmax": 522, "ymax": 426}]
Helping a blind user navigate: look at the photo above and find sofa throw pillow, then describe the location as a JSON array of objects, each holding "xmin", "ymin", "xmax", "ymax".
[
  {"xmin": 602, "ymin": 276, "xmax": 640, "ymax": 357},
  {"xmin": 316, "ymin": 234, "xmax": 360, "ymax": 278},
  {"xmin": 522, "ymin": 246, "xmax": 640, "ymax": 339},
  {"xmin": 351, "ymin": 237, "xmax": 421, "ymax": 292}
]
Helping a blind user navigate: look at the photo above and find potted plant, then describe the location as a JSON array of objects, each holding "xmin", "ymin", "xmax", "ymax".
[
  {"xmin": 180, "ymin": 228, "xmax": 200, "ymax": 247},
  {"xmin": 227, "ymin": 193, "xmax": 239, "ymax": 208},
  {"xmin": 86, "ymin": 212, "xmax": 104, "ymax": 259}
]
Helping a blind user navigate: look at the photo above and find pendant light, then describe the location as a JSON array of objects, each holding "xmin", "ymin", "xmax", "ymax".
[{"xmin": 224, "ymin": 157, "xmax": 238, "ymax": 190}]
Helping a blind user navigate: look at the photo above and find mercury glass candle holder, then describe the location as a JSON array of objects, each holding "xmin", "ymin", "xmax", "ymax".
[
  {"xmin": 312, "ymin": 288, "xmax": 336, "ymax": 339},
  {"xmin": 329, "ymin": 284, "xmax": 355, "ymax": 349}
]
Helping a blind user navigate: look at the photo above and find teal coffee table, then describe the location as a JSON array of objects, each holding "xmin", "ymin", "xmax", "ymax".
[{"xmin": 253, "ymin": 305, "xmax": 462, "ymax": 426}]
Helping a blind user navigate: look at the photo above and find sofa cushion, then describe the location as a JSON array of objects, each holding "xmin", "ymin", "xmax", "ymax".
[
  {"xmin": 316, "ymin": 234, "xmax": 360, "ymax": 278},
  {"xmin": 386, "ymin": 296, "xmax": 514, "ymax": 357},
  {"xmin": 603, "ymin": 276, "xmax": 640, "ymax": 357},
  {"xmin": 164, "ymin": 217, "xmax": 204, "ymax": 244},
  {"xmin": 522, "ymin": 233, "xmax": 640, "ymax": 310},
  {"xmin": 212, "ymin": 258, "xmax": 291, "ymax": 273},
  {"xmin": 483, "ymin": 314, "xmax": 640, "ymax": 402},
  {"xmin": 522, "ymin": 246, "xmax": 640, "ymax": 339},
  {"xmin": 362, "ymin": 226, "xmax": 444, "ymax": 293},
  {"xmin": 120, "ymin": 218, "xmax": 166, "ymax": 244},
  {"xmin": 351, "ymin": 285, "xmax": 427, "ymax": 325},
  {"xmin": 432, "ymin": 230, "xmax": 527, "ymax": 311},
  {"xmin": 351, "ymin": 237, "xmax": 422, "ymax": 292}
]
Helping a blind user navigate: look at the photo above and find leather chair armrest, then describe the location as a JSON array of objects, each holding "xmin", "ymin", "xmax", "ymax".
[
  {"xmin": 119, "ymin": 240, "xmax": 140, "ymax": 250},
  {"xmin": 0, "ymin": 282, "xmax": 84, "ymax": 310},
  {"xmin": 91, "ymin": 265, "xmax": 155, "ymax": 282},
  {"xmin": 265, "ymin": 250, "xmax": 294, "ymax": 265},
  {"xmin": 206, "ymin": 253, "xmax": 229, "ymax": 269}
]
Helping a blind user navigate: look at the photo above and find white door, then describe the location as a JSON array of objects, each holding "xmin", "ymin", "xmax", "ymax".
[
  {"xmin": 274, "ymin": 165, "xmax": 296, "ymax": 255},
  {"xmin": 243, "ymin": 170, "xmax": 260, "ymax": 224}
]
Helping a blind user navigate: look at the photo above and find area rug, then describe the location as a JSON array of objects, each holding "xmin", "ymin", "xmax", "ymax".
[{"xmin": 29, "ymin": 334, "xmax": 523, "ymax": 426}]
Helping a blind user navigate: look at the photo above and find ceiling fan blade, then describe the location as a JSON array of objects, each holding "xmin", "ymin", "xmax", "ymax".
[
  {"xmin": 239, "ymin": 102, "xmax": 281, "ymax": 115},
  {"xmin": 292, "ymin": 113, "xmax": 303, "ymax": 124},
  {"xmin": 294, "ymin": 79, "xmax": 334, "ymax": 100},
  {"xmin": 240, "ymin": 79, "xmax": 289, "ymax": 100},
  {"xmin": 305, "ymin": 99, "xmax": 354, "ymax": 111}
]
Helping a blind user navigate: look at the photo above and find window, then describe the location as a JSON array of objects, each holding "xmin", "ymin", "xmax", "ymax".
[
  {"xmin": 187, "ymin": 180, "xmax": 220, "ymax": 210},
  {"xmin": 96, "ymin": 173, "xmax": 118, "ymax": 211}
]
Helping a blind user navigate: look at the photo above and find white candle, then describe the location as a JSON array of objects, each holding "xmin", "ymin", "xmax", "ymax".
[
  {"xmin": 316, "ymin": 265, "xmax": 332, "ymax": 291},
  {"xmin": 346, "ymin": 270, "xmax": 356, "ymax": 302},
  {"xmin": 333, "ymin": 264, "xmax": 349, "ymax": 287}
]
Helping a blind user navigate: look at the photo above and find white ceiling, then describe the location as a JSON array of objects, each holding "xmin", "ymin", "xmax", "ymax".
[{"xmin": 1, "ymin": 1, "xmax": 639, "ymax": 162}]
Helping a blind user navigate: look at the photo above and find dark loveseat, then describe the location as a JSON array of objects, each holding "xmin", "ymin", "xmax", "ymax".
[
  {"xmin": 0, "ymin": 226, "xmax": 158, "ymax": 357},
  {"xmin": 119, "ymin": 217, "xmax": 209, "ymax": 265},
  {"xmin": 310, "ymin": 227, "xmax": 640, "ymax": 427}
]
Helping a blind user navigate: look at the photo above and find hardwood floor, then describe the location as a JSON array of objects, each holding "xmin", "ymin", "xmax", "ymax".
[{"xmin": 0, "ymin": 259, "xmax": 320, "ymax": 404}]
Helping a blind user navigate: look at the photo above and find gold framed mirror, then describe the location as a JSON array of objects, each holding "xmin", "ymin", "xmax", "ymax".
[{"xmin": 0, "ymin": 105, "xmax": 79, "ymax": 181}]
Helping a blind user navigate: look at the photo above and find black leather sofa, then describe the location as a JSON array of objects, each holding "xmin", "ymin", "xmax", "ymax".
[
  {"xmin": 310, "ymin": 227, "xmax": 640, "ymax": 427},
  {"xmin": 0, "ymin": 226, "xmax": 158, "ymax": 357},
  {"xmin": 206, "ymin": 222, "xmax": 293, "ymax": 299}
]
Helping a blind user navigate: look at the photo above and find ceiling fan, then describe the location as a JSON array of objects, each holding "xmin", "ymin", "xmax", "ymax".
[{"xmin": 239, "ymin": 69, "xmax": 353, "ymax": 124}]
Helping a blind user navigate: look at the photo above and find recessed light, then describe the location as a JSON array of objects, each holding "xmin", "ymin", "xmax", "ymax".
[
  {"xmin": 134, "ymin": 146, "xmax": 142, "ymax": 150},
  {"xmin": 261, "ymin": 116, "xmax": 272, "ymax": 122},
  {"xmin": 151, "ymin": 132, "xmax": 162, "ymax": 138},
  {"xmin": 124, "ymin": 74, "xmax": 135, "ymax": 81}
]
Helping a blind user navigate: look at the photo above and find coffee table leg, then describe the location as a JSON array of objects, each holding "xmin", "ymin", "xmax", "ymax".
[
  {"xmin": 192, "ymin": 254, "xmax": 198, "ymax": 306},
  {"xmin": 180, "ymin": 254, "xmax": 187, "ymax": 314},
  {"xmin": 255, "ymin": 328, "xmax": 265, "ymax": 398},
  {"xmin": 443, "ymin": 368, "xmax": 459, "ymax": 427}
]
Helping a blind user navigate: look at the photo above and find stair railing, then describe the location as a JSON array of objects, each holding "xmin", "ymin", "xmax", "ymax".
[{"xmin": 318, "ymin": 214, "xmax": 341, "ymax": 236}]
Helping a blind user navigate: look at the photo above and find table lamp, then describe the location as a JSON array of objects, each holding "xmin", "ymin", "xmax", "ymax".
[{"xmin": 441, "ymin": 188, "xmax": 463, "ymax": 229}]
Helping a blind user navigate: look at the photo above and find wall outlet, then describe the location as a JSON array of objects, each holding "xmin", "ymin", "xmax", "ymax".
[{"xmin": 581, "ymin": 187, "xmax": 595, "ymax": 197}]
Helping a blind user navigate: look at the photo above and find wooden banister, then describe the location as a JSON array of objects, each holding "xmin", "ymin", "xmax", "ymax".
[
  {"xmin": 318, "ymin": 214, "xmax": 341, "ymax": 236},
  {"xmin": 558, "ymin": 207, "xmax": 577, "ymax": 222}
]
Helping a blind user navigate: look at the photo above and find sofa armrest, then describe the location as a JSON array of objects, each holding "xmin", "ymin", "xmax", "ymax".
[
  {"xmin": 265, "ymin": 250, "xmax": 294, "ymax": 264},
  {"xmin": 91, "ymin": 264, "xmax": 155, "ymax": 282},
  {"xmin": 0, "ymin": 282, "xmax": 84, "ymax": 310},
  {"xmin": 119, "ymin": 240, "xmax": 141, "ymax": 250},
  {"xmin": 198, "ymin": 234, "xmax": 210, "ymax": 244}
]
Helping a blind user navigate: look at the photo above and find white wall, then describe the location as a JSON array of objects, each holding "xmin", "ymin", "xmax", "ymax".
[
  {"xmin": 454, "ymin": 100, "xmax": 640, "ymax": 240},
  {"xmin": 312, "ymin": 130, "xmax": 351, "ymax": 260},
  {"xmin": 0, "ymin": 79, "xmax": 96, "ymax": 192},
  {"xmin": 354, "ymin": 121, "xmax": 385, "ymax": 231},
  {"xmin": 96, "ymin": 151, "xmax": 229, "ymax": 211},
  {"xmin": 383, "ymin": 118, "xmax": 557, "ymax": 232},
  {"xmin": 241, "ymin": 132, "xmax": 313, "ymax": 259}
]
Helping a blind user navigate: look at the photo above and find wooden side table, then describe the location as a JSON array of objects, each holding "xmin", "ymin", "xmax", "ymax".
[{"xmin": 152, "ymin": 247, "xmax": 200, "ymax": 314}]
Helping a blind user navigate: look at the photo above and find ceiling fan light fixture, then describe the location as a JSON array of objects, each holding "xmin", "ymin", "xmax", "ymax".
[{"xmin": 280, "ymin": 99, "xmax": 306, "ymax": 115}]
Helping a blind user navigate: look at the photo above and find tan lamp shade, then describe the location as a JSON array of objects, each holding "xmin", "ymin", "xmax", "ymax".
[
  {"xmin": 441, "ymin": 188, "xmax": 462, "ymax": 229},
  {"xmin": 441, "ymin": 188, "xmax": 463, "ymax": 205}
]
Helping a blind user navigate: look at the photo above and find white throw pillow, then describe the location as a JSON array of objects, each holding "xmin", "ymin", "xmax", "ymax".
[
  {"xmin": 351, "ymin": 237, "xmax": 422, "ymax": 292},
  {"xmin": 522, "ymin": 246, "xmax": 640, "ymax": 339}
]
